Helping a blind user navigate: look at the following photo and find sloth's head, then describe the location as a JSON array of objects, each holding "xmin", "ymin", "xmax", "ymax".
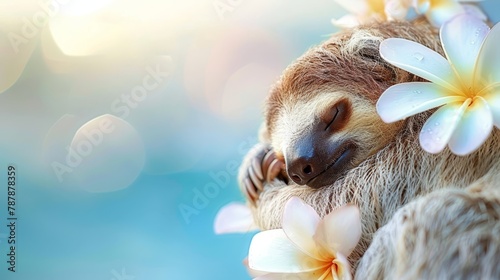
[{"xmin": 265, "ymin": 21, "xmax": 440, "ymax": 189}]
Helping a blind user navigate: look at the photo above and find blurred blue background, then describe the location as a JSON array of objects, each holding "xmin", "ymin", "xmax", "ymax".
[{"xmin": 0, "ymin": 1, "xmax": 499, "ymax": 279}]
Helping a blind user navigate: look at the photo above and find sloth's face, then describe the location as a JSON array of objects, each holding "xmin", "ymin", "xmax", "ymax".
[
  {"xmin": 262, "ymin": 23, "xmax": 434, "ymax": 189},
  {"xmin": 270, "ymin": 91, "xmax": 401, "ymax": 189}
]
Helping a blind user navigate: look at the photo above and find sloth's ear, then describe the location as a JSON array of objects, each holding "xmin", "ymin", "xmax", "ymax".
[
  {"xmin": 357, "ymin": 39, "xmax": 397, "ymax": 83},
  {"xmin": 353, "ymin": 37, "xmax": 418, "ymax": 87},
  {"xmin": 355, "ymin": 20, "xmax": 442, "ymax": 86}
]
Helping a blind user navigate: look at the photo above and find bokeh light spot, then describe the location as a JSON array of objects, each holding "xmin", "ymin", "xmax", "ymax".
[{"xmin": 69, "ymin": 114, "xmax": 145, "ymax": 193}]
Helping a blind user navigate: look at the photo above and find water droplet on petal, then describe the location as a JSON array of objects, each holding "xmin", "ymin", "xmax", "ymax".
[
  {"xmin": 471, "ymin": 41, "xmax": 476, "ymax": 45},
  {"xmin": 434, "ymin": 122, "xmax": 440, "ymax": 126},
  {"xmin": 413, "ymin": 52, "xmax": 424, "ymax": 61},
  {"xmin": 413, "ymin": 90, "xmax": 422, "ymax": 94}
]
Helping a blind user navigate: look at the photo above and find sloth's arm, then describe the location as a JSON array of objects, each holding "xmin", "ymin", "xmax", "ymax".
[{"xmin": 238, "ymin": 124, "xmax": 288, "ymax": 204}]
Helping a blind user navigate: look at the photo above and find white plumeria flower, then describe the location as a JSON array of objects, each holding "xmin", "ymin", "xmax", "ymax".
[
  {"xmin": 332, "ymin": 0, "xmax": 411, "ymax": 28},
  {"xmin": 214, "ymin": 202, "xmax": 258, "ymax": 234},
  {"xmin": 247, "ymin": 197, "xmax": 361, "ymax": 280},
  {"xmin": 414, "ymin": 0, "xmax": 486, "ymax": 27},
  {"xmin": 332, "ymin": 0, "xmax": 485, "ymax": 29},
  {"xmin": 377, "ymin": 15, "xmax": 500, "ymax": 156}
]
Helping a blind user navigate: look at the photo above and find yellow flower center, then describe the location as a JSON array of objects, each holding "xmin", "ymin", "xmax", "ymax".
[
  {"xmin": 368, "ymin": 0, "xmax": 386, "ymax": 16},
  {"xmin": 430, "ymin": 0, "xmax": 454, "ymax": 7}
]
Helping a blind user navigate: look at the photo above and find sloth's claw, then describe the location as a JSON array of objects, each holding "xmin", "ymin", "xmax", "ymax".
[
  {"xmin": 262, "ymin": 151, "xmax": 276, "ymax": 179},
  {"xmin": 251, "ymin": 158, "xmax": 264, "ymax": 180},
  {"xmin": 240, "ymin": 144, "xmax": 285, "ymax": 204},
  {"xmin": 244, "ymin": 177, "xmax": 258, "ymax": 203},
  {"xmin": 249, "ymin": 167, "xmax": 263, "ymax": 191},
  {"xmin": 267, "ymin": 159, "xmax": 283, "ymax": 182}
]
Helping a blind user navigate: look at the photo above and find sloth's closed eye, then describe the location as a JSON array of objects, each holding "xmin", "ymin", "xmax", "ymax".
[
  {"xmin": 321, "ymin": 99, "xmax": 351, "ymax": 132},
  {"xmin": 325, "ymin": 107, "xmax": 339, "ymax": 131}
]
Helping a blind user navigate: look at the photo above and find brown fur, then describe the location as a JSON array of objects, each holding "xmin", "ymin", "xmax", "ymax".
[
  {"xmin": 265, "ymin": 21, "xmax": 439, "ymax": 136},
  {"xmin": 356, "ymin": 167, "xmax": 500, "ymax": 279},
  {"xmin": 238, "ymin": 19, "xmax": 500, "ymax": 276}
]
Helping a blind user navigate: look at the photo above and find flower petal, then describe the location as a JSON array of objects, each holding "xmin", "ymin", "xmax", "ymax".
[
  {"xmin": 414, "ymin": 0, "xmax": 430, "ymax": 14},
  {"xmin": 282, "ymin": 197, "xmax": 324, "ymax": 260},
  {"xmin": 380, "ymin": 38, "xmax": 461, "ymax": 92},
  {"xmin": 248, "ymin": 230, "xmax": 328, "ymax": 273},
  {"xmin": 214, "ymin": 202, "xmax": 258, "ymax": 234},
  {"xmin": 419, "ymin": 101, "xmax": 470, "ymax": 154},
  {"xmin": 440, "ymin": 15, "xmax": 489, "ymax": 87},
  {"xmin": 333, "ymin": 253, "xmax": 352, "ymax": 280},
  {"xmin": 255, "ymin": 269, "xmax": 332, "ymax": 280},
  {"xmin": 384, "ymin": 0, "xmax": 410, "ymax": 20},
  {"xmin": 483, "ymin": 87, "xmax": 500, "ymax": 128},
  {"xmin": 462, "ymin": 4, "xmax": 488, "ymax": 22},
  {"xmin": 448, "ymin": 97, "xmax": 493, "ymax": 155},
  {"xmin": 243, "ymin": 257, "xmax": 269, "ymax": 278},
  {"xmin": 254, "ymin": 274, "xmax": 289, "ymax": 280},
  {"xmin": 425, "ymin": 0, "xmax": 465, "ymax": 27},
  {"xmin": 314, "ymin": 204, "xmax": 361, "ymax": 258},
  {"xmin": 475, "ymin": 22, "xmax": 500, "ymax": 88},
  {"xmin": 377, "ymin": 82, "xmax": 465, "ymax": 123}
]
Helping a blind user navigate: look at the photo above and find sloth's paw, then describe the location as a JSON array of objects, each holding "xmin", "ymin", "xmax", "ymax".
[{"xmin": 238, "ymin": 143, "xmax": 286, "ymax": 204}]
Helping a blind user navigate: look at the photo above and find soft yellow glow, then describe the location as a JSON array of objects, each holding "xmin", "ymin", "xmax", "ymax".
[
  {"xmin": 48, "ymin": 16, "xmax": 127, "ymax": 56},
  {"xmin": 58, "ymin": 0, "xmax": 114, "ymax": 16}
]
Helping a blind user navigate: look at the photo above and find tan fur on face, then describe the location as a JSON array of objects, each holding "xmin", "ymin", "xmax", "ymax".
[
  {"xmin": 240, "ymin": 19, "xmax": 500, "ymax": 275},
  {"xmin": 272, "ymin": 91, "xmax": 402, "ymax": 167},
  {"xmin": 265, "ymin": 21, "xmax": 441, "ymax": 136}
]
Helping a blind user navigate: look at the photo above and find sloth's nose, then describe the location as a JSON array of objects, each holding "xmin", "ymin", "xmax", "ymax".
[
  {"xmin": 287, "ymin": 156, "xmax": 320, "ymax": 185},
  {"xmin": 286, "ymin": 137, "xmax": 321, "ymax": 185}
]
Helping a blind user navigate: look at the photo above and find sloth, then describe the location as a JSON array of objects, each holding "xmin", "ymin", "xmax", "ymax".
[
  {"xmin": 356, "ymin": 167, "xmax": 500, "ymax": 279},
  {"xmin": 238, "ymin": 19, "xmax": 500, "ymax": 275}
]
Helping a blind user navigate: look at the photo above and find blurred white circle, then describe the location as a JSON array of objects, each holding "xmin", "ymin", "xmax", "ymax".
[{"xmin": 68, "ymin": 114, "xmax": 145, "ymax": 192}]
